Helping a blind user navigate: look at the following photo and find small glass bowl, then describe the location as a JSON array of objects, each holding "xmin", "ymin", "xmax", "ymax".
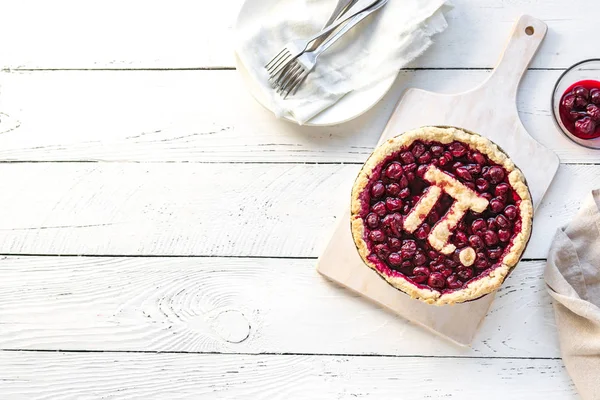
[{"xmin": 551, "ymin": 59, "xmax": 600, "ymax": 149}]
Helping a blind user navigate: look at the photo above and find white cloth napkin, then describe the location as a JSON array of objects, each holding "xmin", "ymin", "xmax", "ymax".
[
  {"xmin": 235, "ymin": 0, "xmax": 451, "ymax": 124},
  {"xmin": 545, "ymin": 190, "xmax": 600, "ymax": 400}
]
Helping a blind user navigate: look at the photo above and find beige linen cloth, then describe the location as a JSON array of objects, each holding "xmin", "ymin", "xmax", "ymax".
[{"xmin": 545, "ymin": 190, "xmax": 600, "ymax": 400}]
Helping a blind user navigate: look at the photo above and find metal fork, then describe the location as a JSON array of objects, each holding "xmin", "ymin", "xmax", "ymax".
[
  {"xmin": 276, "ymin": 0, "xmax": 389, "ymax": 98},
  {"xmin": 264, "ymin": 0, "xmax": 380, "ymax": 80},
  {"xmin": 314, "ymin": 0, "xmax": 358, "ymax": 48}
]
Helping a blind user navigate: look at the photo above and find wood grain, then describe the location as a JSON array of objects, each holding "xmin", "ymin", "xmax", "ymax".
[
  {"xmin": 0, "ymin": 69, "xmax": 592, "ymax": 163},
  {"xmin": 2, "ymin": 0, "xmax": 598, "ymax": 70},
  {"xmin": 0, "ymin": 257, "xmax": 559, "ymax": 357},
  {"xmin": 0, "ymin": 351, "xmax": 577, "ymax": 399},
  {"xmin": 0, "ymin": 163, "xmax": 593, "ymax": 258}
]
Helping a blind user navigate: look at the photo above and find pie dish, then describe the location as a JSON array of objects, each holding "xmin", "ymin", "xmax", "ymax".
[{"xmin": 350, "ymin": 126, "xmax": 533, "ymax": 305}]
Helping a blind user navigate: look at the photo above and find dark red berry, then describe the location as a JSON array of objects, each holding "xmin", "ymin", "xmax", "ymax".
[
  {"xmin": 375, "ymin": 244, "xmax": 390, "ymax": 259},
  {"xmin": 413, "ymin": 266, "xmax": 430, "ymax": 276},
  {"xmin": 440, "ymin": 267, "xmax": 453, "ymax": 278},
  {"xmin": 449, "ymin": 142, "xmax": 467, "ymax": 158},
  {"xmin": 466, "ymin": 163, "xmax": 482, "ymax": 175},
  {"xmin": 471, "ymin": 152, "xmax": 486, "ymax": 166},
  {"xmin": 398, "ymin": 175, "xmax": 409, "ymax": 189},
  {"xmin": 471, "ymin": 219, "xmax": 486, "ymax": 233},
  {"xmin": 575, "ymin": 96, "xmax": 588, "ymax": 109},
  {"xmin": 575, "ymin": 117, "xmax": 597, "ymax": 137},
  {"xmin": 418, "ymin": 151, "xmax": 432, "ymax": 164},
  {"xmin": 487, "ymin": 217, "xmax": 498, "ymax": 231},
  {"xmin": 414, "ymin": 252, "xmax": 428, "ymax": 266},
  {"xmin": 587, "ymin": 104, "xmax": 600, "ymax": 122},
  {"xmin": 495, "ymin": 183, "xmax": 511, "ymax": 198},
  {"xmin": 385, "ymin": 162, "xmax": 404, "ymax": 180},
  {"xmin": 400, "ymin": 151, "xmax": 415, "ymax": 164},
  {"xmin": 561, "ymin": 93, "xmax": 576, "ymax": 111},
  {"xmin": 504, "ymin": 205, "xmax": 518, "ymax": 220},
  {"xmin": 388, "ymin": 252, "xmax": 403, "ymax": 266},
  {"xmin": 415, "ymin": 224, "xmax": 430, "ymax": 240},
  {"xmin": 431, "ymin": 145, "xmax": 444, "ymax": 156},
  {"xmin": 446, "ymin": 274, "xmax": 463, "ymax": 290},
  {"xmin": 445, "ymin": 257, "xmax": 458, "ymax": 268},
  {"xmin": 382, "ymin": 213, "xmax": 403, "ymax": 237},
  {"xmin": 439, "ymin": 152, "xmax": 453, "ymax": 166},
  {"xmin": 457, "ymin": 267, "xmax": 473, "ymax": 281},
  {"xmin": 591, "ymin": 88, "xmax": 600, "ymax": 105},
  {"xmin": 389, "ymin": 237, "xmax": 402, "ymax": 251},
  {"xmin": 428, "ymin": 272, "xmax": 446, "ymax": 289},
  {"xmin": 476, "ymin": 178, "xmax": 490, "ymax": 192},
  {"xmin": 401, "ymin": 261, "xmax": 413, "ymax": 270},
  {"xmin": 401, "ymin": 240, "xmax": 417, "ymax": 258},
  {"xmin": 469, "ymin": 235, "xmax": 484, "ymax": 249},
  {"xmin": 475, "ymin": 253, "xmax": 489, "ymax": 269},
  {"xmin": 370, "ymin": 230, "xmax": 386, "ymax": 243},
  {"xmin": 411, "ymin": 142, "xmax": 426, "ymax": 158},
  {"xmin": 498, "ymin": 229, "xmax": 511, "ymax": 242},
  {"xmin": 483, "ymin": 230, "xmax": 498, "ymax": 246},
  {"xmin": 371, "ymin": 181, "xmax": 385, "ymax": 198},
  {"xmin": 573, "ymin": 86, "xmax": 589, "ymax": 100},
  {"xmin": 372, "ymin": 201, "xmax": 387, "ymax": 216},
  {"xmin": 496, "ymin": 214, "xmax": 509, "ymax": 229},
  {"xmin": 488, "ymin": 247, "xmax": 503, "ymax": 260},
  {"xmin": 403, "ymin": 163, "xmax": 417, "ymax": 173},
  {"xmin": 399, "ymin": 188, "xmax": 411, "ymax": 199},
  {"xmin": 417, "ymin": 164, "xmax": 429, "ymax": 178},
  {"xmin": 455, "ymin": 167, "xmax": 473, "ymax": 181},
  {"xmin": 365, "ymin": 213, "xmax": 379, "ymax": 228},
  {"xmin": 386, "ymin": 197, "xmax": 403, "ymax": 212},
  {"xmin": 386, "ymin": 183, "xmax": 401, "ymax": 196},
  {"xmin": 490, "ymin": 198, "xmax": 505, "ymax": 213},
  {"xmin": 454, "ymin": 231, "xmax": 468, "ymax": 247},
  {"xmin": 487, "ymin": 166, "xmax": 505, "ymax": 184}
]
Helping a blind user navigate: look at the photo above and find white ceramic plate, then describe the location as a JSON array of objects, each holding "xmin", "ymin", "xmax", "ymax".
[{"xmin": 234, "ymin": 0, "xmax": 397, "ymax": 127}]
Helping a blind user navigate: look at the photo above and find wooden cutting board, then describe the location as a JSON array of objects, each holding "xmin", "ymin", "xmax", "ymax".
[{"xmin": 317, "ymin": 15, "xmax": 559, "ymax": 346}]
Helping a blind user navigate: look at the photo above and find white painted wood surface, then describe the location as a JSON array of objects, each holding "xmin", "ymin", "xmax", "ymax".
[
  {"xmin": 0, "ymin": 0, "xmax": 596, "ymax": 398},
  {"xmin": 0, "ymin": 257, "xmax": 558, "ymax": 357},
  {"xmin": 0, "ymin": 352, "xmax": 578, "ymax": 400},
  {"xmin": 2, "ymin": 0, "xmax": 599, "ymax": 70},
  {"xmin": 0, "ymin": 68, "xmax": 596, "ymax": 163}
]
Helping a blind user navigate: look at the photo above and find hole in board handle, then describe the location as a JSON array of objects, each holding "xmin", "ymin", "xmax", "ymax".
[{"xmin": 525, "ymin": 26, "xmax": 534, "ymax": 36}]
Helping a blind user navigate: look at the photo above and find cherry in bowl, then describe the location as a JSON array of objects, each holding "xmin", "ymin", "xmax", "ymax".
[{"xmin": 552, "ymin": 59, "xmax": 600, "ymax": 149}]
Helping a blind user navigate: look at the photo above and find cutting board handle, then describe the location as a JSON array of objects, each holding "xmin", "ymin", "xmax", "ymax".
[{"xmin": 481, "ymin": 15, "xmax": 547, "ymax": 99}]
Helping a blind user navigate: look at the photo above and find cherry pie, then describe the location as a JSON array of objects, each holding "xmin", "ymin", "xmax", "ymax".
[{"xmin": 351, "ymin": 126, "xmax": 533, "ymax": 305}]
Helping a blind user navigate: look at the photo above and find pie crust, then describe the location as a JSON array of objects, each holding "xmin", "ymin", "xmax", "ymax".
[{"xmin": 351, "ymin": 126, "xmax": 533, "ymax": 305}]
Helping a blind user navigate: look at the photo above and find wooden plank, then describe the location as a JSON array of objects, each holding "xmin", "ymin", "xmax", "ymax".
[
  {"xmin": 0, "ymin": 351, "xmax": 577, "ymax": 399},
  {"xmin": 0, "ymin": 163, "xmax": 592, "ymax": 258},
  {"xmin": 2, "ymin": 0, "xmax": 598, "ymax": 70},
  {"xmin": 0, "ymin": 257, "xmax": 558, "ymax": 357},
  {"xmin": 0, "ymin": 69, "xmax": 592, "ymax": 163}
]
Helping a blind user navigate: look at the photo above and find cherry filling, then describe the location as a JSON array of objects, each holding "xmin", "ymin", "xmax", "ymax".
[
  {"xmin": 559, "ymin": 80, "xmax": 600, "ymax": 139},
  {"xmin": 359, "ymin": 140, "xmax": 523, "ymax": 294}
]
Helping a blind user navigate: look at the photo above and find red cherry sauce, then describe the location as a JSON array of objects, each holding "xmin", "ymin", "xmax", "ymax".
[{"xmin": 559, "ymin": 80, "xmax": 600, "ymax": 139}]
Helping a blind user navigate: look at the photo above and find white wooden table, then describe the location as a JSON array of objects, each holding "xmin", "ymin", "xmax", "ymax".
[{"xmin": 0, "ymin": 1, "xmax": 596, "ymax": 398}]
